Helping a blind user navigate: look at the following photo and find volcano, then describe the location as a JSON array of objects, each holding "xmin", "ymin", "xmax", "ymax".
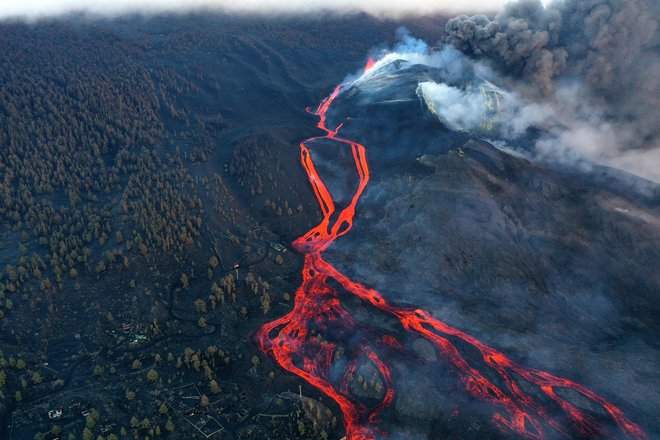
[
  {"xmin": 0, "ymin": 13, "xmax": 657, "ymax": 440},
  {"xmin": 256, "ymin": 55, "xmax": 659, "ymax": 440}
]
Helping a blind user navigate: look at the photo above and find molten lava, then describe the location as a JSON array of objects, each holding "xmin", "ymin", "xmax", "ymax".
[
  {"xmin": 364, "ymin": 57, "xmax": 376, "ymax": 74},
  {"xmin": 255, "ymin": 62, "xmax": 647, "ymax": 440}
]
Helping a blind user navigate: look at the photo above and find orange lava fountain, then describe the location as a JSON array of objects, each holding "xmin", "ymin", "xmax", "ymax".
[
  {"xmin": 364, "ymin": 57, "xmax": 376, "ymax": 74},
  {"xmin": 255, "ymin": 62, "xmax": 647, "ymax": 440}
]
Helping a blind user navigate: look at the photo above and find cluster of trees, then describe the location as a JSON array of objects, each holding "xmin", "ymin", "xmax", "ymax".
[
  {"xmin": 169, "ymin": 345, "xmax": 229, "ymax": 398},
  {"xmin": 297, "ymin": 397, "xmax": 336, "ymax": 439},
  {"xmin": 208, "ymin": 173, "xmax": 244, "ymax": 225},
  {"xmin": 129, "ymin": 344, "xmax": 230, "ymax": 392},
  {"xmin": 229, "ymin": 135, "xmax": 304, "ymax": 218},
  {"xmin": 0, "ymin": 198, "xmax": 113, "ymax": 298},
  {"xmin": 120, "ymin": 148, "xmax": 204, "ymax": 256},
  {"xmin": 245, "ymin": 272, "xmax": 272, "ymax": 315},
  {"xmin": 229, "ymin": 137, "xmax": 270, "ymax": 195},
  {"xmin": 0, "ymin": 349, "xmax": 30, "ymax": 402},
  {"xmin": 0, "ymin": 350, "xmax": 57, "ymax": 407},
  {"xmin": 209, "ymin": 273, "xmax": 237, "ymax": 308},
  {"xmin": 203, "ymin": 269, "xmax": 273, "ymax": 318},
  {"xmin": 0, "ymin": 24, "xmax": 166, "ymax": 222},
  {"xmin": 0, "ymin": 22, "xmax": 205, "ymax": 324}
]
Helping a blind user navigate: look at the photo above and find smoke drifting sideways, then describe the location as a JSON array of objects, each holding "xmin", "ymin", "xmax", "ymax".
[
  {"xmin": 442, "ymin": 0, "xmax": 660, "ymax": 184},
  {"xmin": 357, "ymin": 22, "xmax": 660, "ymax": 185}
]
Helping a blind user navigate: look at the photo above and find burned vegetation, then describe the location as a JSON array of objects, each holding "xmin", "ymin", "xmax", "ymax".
[{"xmin": 0, "ymin": 14, "xmax": 433, "ymax": 440}]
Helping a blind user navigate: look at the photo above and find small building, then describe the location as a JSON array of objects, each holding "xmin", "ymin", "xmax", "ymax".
[
  {"xmin": 100, "ymin": 423, "xmax": 116, "ymax": 434},
  {"xmin": 129, "ymin": 334, "xmax": 147, "ymax": 346},
  {"xmin": 48, "ymin": 408, "xmax": 63, "ymax": 420},
  {"xmin": 270, "ymin": 242, "xmax": 287, "ymax": 253}
]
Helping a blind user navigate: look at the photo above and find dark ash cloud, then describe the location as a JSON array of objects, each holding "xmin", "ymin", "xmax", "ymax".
[{"xmin": 444, "ymin": 0, "xmax": 660, "ymax": 179}]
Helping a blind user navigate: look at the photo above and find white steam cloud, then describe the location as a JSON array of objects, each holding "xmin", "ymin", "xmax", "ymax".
[
  {"xmin": 418, "ymin": 82, "xmax": 493, "ymax": 132},
  {"xmin": 0, "ymin": 0, "xmax": 519, "ymax": 20},
  {"xmin": 365, "ymin": 33, "xmax": 660, "ymax": 183}
]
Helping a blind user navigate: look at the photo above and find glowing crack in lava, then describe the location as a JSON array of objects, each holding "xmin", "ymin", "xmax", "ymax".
[{"xmin": 255, "ymin": 61, "xmax": 647, "ymax": 440}]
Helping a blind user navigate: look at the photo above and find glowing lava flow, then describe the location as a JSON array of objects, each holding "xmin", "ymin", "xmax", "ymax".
[{"xmin": 255, "ymin": 63, "xmax": 647, "ymax": 440}]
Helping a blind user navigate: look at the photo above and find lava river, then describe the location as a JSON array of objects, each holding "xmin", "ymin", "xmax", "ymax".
[{"xmin": 254, "ymin": 61, "xmax": 647, "ymax": 440}]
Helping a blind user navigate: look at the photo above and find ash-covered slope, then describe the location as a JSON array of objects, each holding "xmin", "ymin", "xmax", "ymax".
[{"xmin": 320, "ymin": 56, "xmax": 660, "ymax": 439}]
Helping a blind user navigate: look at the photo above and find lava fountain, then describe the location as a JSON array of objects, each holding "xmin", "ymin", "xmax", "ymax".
[
  {"xmin": 254, "ymin": 61, "xmax": 647, "ymax": 440},
  {"xmin": 364, "ymin": 57, "xmax": 376, "ymax": 74}
]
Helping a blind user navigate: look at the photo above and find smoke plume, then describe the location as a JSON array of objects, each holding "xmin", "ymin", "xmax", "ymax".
[
  {"xmin": 359, "ymin": 30, "xmax": 659, "ymax": 182},
  {"xmin": 444, "ymin": 0, "xmax": 660, "ymax": 182}
]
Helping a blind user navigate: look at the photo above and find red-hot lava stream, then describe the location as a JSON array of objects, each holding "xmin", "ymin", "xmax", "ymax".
[{"xmin": 255, "ymin": 59, "xmax": 647, "ymax": 440}]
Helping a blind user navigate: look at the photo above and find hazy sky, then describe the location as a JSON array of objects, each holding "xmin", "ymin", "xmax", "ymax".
[{"xmin": 0, "ymin": 0, "xmax": 525, "ymax": 19}]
